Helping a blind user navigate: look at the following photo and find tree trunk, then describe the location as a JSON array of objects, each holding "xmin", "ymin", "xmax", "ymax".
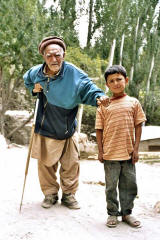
[
  {"xmin": 130, "ymin": 16, "xmax": 139, "ymax": 82},
  {"xmin": 119, "ymin": 34, "xmax": 125, "ymax": 65},
  {"xmin": 105, "ymin": 38, "xmax": 116, "ymax": 93},
  {"xmin": 107, "ymin": 0, "xmax": 124, "ymax": 68},
  {"xmin": 146, "ymin": 55, "xmax": 155, "ymax": 94},
  {"xmin": 86, "ymin": 0, "xmax": 93, "ymax": 48},
  {"xmin": 108, "ymin": 38, "xmax": 116, "ymax": 67}
]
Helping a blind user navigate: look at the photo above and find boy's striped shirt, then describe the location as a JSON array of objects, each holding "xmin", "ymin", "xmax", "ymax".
[{"xmin": 95, "ymin": 95, "xmax": 146, "ymax": 161}]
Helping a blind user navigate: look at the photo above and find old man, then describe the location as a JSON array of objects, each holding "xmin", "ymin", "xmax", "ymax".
[{"xmin": 23, "ymin": 36, "xmax": 107, "ymax": 209}]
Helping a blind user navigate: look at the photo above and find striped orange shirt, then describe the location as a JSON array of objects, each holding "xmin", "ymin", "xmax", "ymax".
[{"xmin": 95, "ymin": 95, "xmax": 146, "ymax": 161}]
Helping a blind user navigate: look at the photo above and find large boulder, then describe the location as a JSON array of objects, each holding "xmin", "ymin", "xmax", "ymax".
[
  {"xmin": 78, "ymin": 132, "xmax": 98, "ymax": 159},
  {"xmin": 4, "ymin": 110, "xmax": 32, "ymax": 145}
]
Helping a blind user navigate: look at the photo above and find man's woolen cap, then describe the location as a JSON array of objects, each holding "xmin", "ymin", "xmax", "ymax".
[{"xmin": 39, "ymin": 36, "xmax": 66, "ymax": 55}]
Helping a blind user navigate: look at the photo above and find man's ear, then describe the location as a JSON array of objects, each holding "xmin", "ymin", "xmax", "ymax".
[{"xmin": 63, "ymin": 52, "xmax": 66, "ymax": 58}]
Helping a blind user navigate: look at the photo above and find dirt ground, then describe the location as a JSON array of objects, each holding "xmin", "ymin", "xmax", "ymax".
[{"xmin": 0, "ymin": 145, "xmax": 160, "ymax": 240}]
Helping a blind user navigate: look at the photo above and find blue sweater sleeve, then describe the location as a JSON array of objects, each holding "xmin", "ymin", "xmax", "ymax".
[
  {"xmin": 78, "ymin": 74, "xmax": 105, "ymax": 106},
  {"xmin": 23, "ymin": 68, "xmax": 35, "ymax": 94}
]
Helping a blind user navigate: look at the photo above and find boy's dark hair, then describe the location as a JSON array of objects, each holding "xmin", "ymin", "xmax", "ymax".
[{"xmin": 104, "ymin": 65, "xmax": 127, "ymax": 82}]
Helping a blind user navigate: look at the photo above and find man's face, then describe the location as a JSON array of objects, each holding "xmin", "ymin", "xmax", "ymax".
[
  {"xmin": 43, "ymin": 44, "xmax": 65, "ymax": 75},
  {"xmin": 106, "ymin": 73, "xmax": 128, "ymax": 96}
]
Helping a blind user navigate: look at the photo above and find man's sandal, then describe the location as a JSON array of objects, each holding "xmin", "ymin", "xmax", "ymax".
[
  {"xmin": 106, "ymin": 215, "xmax": 118, "ymax": 228},
  {"xmin": 122, "ymin": 215, "xmax": 141, "ymax": 228}
]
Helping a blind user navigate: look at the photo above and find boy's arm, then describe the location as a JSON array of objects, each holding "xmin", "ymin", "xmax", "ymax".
[
  {"xmin": 132, "ymin": 123, "xmax": 142, "ymax": 164},
  {"xmin": 96, "ymin": 129, "xmax": 104, "ymax": 163}
]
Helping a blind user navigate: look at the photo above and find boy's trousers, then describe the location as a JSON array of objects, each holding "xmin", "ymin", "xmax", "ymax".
[
  {"xmin": 104, "ymin": 159, "xmax": 137, "ymax": 216},
  {"xmin": 32, "ymin": 133, "xmax": 80, "ymax": 196}
]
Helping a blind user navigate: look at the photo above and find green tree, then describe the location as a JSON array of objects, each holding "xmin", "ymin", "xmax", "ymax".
[
  {"xmin": 0, "ymin": 0, "xmax": 45, "ymax": 135},
  {"xmin": 46, "ymin": 0, "xmax": 79, "ymax": 46}
]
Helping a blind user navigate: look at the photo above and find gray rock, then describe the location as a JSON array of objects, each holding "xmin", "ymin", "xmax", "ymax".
[{"xmin": 4, "ymin": 110, "xmax": 32, "ymax": 145}]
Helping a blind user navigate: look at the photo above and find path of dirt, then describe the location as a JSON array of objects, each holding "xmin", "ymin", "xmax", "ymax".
[{"xmin": 0, "ymin": 146, "xmax": 160, "ymax": 240}]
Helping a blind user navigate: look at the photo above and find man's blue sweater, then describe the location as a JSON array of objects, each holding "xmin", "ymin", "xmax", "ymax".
[{"xmin": 23, "ymin": 61, "xmax": 105, "ymax": 140}]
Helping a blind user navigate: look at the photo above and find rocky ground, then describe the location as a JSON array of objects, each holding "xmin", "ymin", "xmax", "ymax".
[{"xmin": 0, "ymin": 144, "xmax": 160, "ymax": 240}]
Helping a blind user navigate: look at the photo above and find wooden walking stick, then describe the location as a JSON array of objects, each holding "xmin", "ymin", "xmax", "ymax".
[{"xmin": 19, "ymin": 96, "xmax": 39, "ymax": 212}]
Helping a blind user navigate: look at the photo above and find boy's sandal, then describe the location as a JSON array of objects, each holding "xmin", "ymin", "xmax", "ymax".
[
  {"xmin": 106, "ymin": 215, "xmax": 118, "ymax": 228},
  {"xmin": 122, "ymin": 215, "xmax": 141, "ymax": 228}
]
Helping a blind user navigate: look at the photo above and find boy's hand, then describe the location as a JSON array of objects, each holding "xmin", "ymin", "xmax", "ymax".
[
  {"xmin": 98, "ymin": 152, "xmax": 104, "ymax": 163},
  {"xmin": 132, "ymin": 150, "xmax": 139, "ymax": 164},
  {"xmin": 97, "ymin": 96, "xmax": 110, "ymax": 106}
]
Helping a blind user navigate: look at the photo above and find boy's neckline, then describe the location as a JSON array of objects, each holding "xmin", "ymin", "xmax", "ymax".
[{"xmin": 110, "ymin": 93, "xmax": 127, "ymax": 101}]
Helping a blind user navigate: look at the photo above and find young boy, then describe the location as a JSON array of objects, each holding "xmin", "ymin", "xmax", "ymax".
[{"xmin": 95, "ymin": 65, "xmax": 146, "ymax": 228}]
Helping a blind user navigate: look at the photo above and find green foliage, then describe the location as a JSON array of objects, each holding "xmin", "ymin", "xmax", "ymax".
[
  {"xmin": 65, "ymin": 47, "xmax": 107, "ymax": 92},
  {"xmin": 144, "ymin": 91, "xmax": 160, "ymax": 125},
  {"xmin": 81, "ymin": 105, "xmax": 97, "ymax": 136},
  {"xmin": 65, "ymin": 47, "xmax": 105, "ymax": 77},
  {"xmin": 45, "ymin": 0, "xmax": 79, "ymax": 47},
  {"xmin": 0, "ymin": 0, "xmax": 42, "ymax": 112},
  {"xmin": 0, "ymin": 0, "xmax": 80, "ymax": 114}
]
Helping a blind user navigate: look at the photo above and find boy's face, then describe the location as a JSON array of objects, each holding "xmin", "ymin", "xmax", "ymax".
[{"xmin": 106, "ymin": 73, "xmax": 128, "ymax": 96}]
